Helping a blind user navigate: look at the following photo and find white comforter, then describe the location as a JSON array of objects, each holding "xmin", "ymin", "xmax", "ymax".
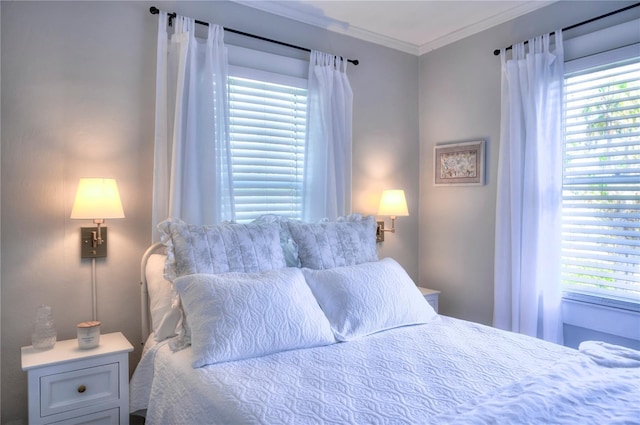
[
  {"xmin": 433, "ymin": 340, "xmax": 640, "ymax": 424},
  {"xmin": 130, "ymin": 317, "xmax": 637, "ymax": 424}
]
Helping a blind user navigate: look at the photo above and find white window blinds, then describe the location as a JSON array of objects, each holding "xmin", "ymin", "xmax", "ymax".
[
  {"xmin": 562, "ymin": 49, "xmax": 640, "ymax": 302},
  {"xmin": 228, "ymin": 74, "xmax": 307, "ymax": 223}
]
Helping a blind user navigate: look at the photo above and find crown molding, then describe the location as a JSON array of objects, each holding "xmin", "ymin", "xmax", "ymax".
[
  {"xmin": 316, "ymin": 22, "xmax": 421, "ymax": 56},
  {"xmin": 418, "ymin": 1, "xmax": 555, "ymax": 55},
  {"xmin": 232, "ymin": 1, "xmax": 555, "ymax": 57}
]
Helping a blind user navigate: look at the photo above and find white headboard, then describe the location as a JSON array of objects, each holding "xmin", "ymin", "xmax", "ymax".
[{"xmin": 139, "ymin": 242, "xmax": 166, "ymax": 344}]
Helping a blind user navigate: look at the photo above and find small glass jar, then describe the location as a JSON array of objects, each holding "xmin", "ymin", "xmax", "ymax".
[
  {"xmin": 77, "ymin": 321, "xmax": 101, "ymax": 349},
  {"xmin": 32, "ymin": 304, "xmax": 57, "ymax": 350}
]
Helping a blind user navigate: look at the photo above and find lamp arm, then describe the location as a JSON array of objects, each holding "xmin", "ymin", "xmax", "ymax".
[
  {"xmin": 381, "ymin": 215, "xmax": 397, "ymax": 233},
  {"xmin": 92, "ymin": 219, "xmax": 105, "ymax": 246}
]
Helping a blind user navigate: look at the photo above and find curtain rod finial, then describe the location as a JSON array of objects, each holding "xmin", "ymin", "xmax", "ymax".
[
  {"xmin": 493, "ymin": 49, "xmax": 500, "ymax": 56},
  {"xmin": 150, "ymin": 6, "xmax": 159, "ymax": 15}
]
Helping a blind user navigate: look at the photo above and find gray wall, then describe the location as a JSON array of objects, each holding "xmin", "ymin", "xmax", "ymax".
[
  {"xmin": 0, "ymin": 2, "xmax": 419, "ymax": 423},
  {"xmin": 418, "ymin": 1, "xmax": 639, "ymax": 324},
  {"xmin": 1, "ymin": 2, "xmax": 156, "ymax": 423}
]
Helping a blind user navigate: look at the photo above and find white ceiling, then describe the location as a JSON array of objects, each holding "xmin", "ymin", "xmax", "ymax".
[{"xmin": 234, "ymin": 0, "xmax": 555, "ymax": 55}]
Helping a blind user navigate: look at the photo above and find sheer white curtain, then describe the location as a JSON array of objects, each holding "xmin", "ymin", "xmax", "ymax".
[
  {"xmin": 303, "ymin": 51, "xmax": 353, "ymax": 222},
  {"xmin": 494, "ymin": 31, "xmax": 564, "ymax": 344},
  {"xmin": 152, "ymin": 12, "xmax": 234, "ymax": 241}
]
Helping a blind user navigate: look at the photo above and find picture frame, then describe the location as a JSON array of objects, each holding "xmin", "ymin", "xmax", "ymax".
[{"xmin": 433, "ymin": 140, "xmax": 485, "ymax": 186}]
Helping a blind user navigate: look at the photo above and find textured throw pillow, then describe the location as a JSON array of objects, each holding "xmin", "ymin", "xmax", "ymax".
[
  {"xmin": 174, "ymin": 269, "xmax": 336, "ymax": 367},
  {"xmin": 158, "ymin": 217, "xmax": 287, "ymax": 281},
  {"xmin": 301, "ymin": 258, "xmax": 438, "ymax": 341},
  {"xmin": 287, "ymin": 214, "xmax": 378, "ymax": 269}
]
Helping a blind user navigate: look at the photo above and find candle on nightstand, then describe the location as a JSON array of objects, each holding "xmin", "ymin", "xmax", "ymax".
[{"xmin": 77, "ymin": 321, "xmax": 101, "ymax": 349}]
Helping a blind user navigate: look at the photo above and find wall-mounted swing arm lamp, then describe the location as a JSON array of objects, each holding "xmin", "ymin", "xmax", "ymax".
[
  {"xmin": 376, "ymin": 189, "xmax": 409, "ymax": 243},
  {"xmin": 70, "ymin": 178, "xmax": 125, "ymax": 321},
  {"xmin": 70, "ymin": 178, "xmax": 125, "ymax": 258}
]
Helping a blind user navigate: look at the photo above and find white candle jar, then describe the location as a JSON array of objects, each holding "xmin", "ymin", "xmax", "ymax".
[{"xmin": 77, "ymin": 321, "xmax": 101, "ymax": 349}]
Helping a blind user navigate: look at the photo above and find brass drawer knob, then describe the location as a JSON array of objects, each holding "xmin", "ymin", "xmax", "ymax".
[{"xmin": 77, "ymin": 385, "xmax": 87, "ymax": 393}]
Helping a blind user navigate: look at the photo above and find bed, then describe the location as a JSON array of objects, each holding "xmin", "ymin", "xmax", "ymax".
[{"xmin": 130, "ymin": 216, "xmax": 640, "ymax": 424}]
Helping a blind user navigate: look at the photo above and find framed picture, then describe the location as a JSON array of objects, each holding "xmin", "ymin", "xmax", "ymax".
[{"xmin": 434, "ymin": 140, "xmax": 485, "ymax": 186}]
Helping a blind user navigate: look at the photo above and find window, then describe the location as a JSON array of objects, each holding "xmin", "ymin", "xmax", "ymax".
[
  {"xmin": 562, "ymin": 46, "xmax": 640, "ymax": 304},
  {"xmin": 228, "ymin": 75, "xmax": 307, "ymax": 223}
]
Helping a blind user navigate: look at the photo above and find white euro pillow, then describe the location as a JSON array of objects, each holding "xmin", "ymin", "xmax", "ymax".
[
  {"xmin": 302, "ymin": 258, "xmax": 438, "ymax": 341},
  {"xmin": 174, "ymin": 268, "xmax": 336, "ymax": 368},
  {"xmin": 146, "ymin": 254, "xmax": 173, "ymax": 335}
]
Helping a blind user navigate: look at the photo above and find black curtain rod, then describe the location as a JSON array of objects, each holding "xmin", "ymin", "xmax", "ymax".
[
  {"xmin": 150, "ymin": 6, "xmax": 359, "ymax": 66},
  {"xmin": 493, "ymin": 2, "xmax": 640, "ymax": 56}
]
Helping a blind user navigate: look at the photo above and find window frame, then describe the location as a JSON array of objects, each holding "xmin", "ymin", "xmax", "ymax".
[{"xmin": 561, "ymin": 42, "xmax": 640, "ymax": 308}]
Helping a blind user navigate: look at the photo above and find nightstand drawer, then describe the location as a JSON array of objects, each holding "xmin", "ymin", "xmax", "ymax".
[
  {"xmin": 50, "ymin": 408, "xmax": 119, "ymax": 425},
  {"xmin": 40, "ymin": 363, "xmax": 119, "ymax": 417}
]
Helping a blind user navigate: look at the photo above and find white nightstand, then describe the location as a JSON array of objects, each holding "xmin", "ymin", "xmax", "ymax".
[
  {"xmin": 21, "ymin": 332, "xmax": 133, "ymax": 425},
  {"xmin": 418, "ymin": 287, "xmax": 440, "ymax": 313}
]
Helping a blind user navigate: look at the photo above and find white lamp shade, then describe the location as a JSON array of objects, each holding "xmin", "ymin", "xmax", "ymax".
[
  {"xmin": 377, "ymin": 189, "xmax": 409, "ymax": 217},
  {"xmin": 71, "ymin": 178, "xmax": 125, "ymax": 220}
]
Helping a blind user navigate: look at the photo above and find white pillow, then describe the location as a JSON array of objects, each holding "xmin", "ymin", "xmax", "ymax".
[
  {"xmin": 145, "ymin": 254, "xmax": 173, "ymax": 335},
  {"xmin": 301, "ymin": 258, "xmax": 438, "ymax": 341},
  {"xmin": 174, "ymin": 268, "xmax": 336, "ymax": 368},
  {"xmin": 146, "ymin": 253, "xmax": 188, "ymax": 343}
]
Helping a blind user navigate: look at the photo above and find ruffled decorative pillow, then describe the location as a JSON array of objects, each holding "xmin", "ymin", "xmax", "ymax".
[
  {"xmin": 158, "ymin": 217, "xmax": 287, "ymax": 281},
  {"xmin": 288, "ymin": 214, "xmax": 378, "ymax": 269}
]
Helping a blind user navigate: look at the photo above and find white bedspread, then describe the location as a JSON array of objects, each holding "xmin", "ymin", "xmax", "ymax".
[
  {"xmin": 131, "ymin": 316, "xmax": 594, "ymax": 424},
  {"xmin": 433, "ymin": 341, "xmax": 640, "ymax": 424}
]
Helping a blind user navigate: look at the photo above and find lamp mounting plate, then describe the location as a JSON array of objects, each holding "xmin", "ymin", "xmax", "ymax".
[
  {"xmin": 80, "ymin": 227, "xmax": 107, "ymax": 258},
  {"xmin": 376, "ymin": 221, "xmax": 385, "ymax": 243}
]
